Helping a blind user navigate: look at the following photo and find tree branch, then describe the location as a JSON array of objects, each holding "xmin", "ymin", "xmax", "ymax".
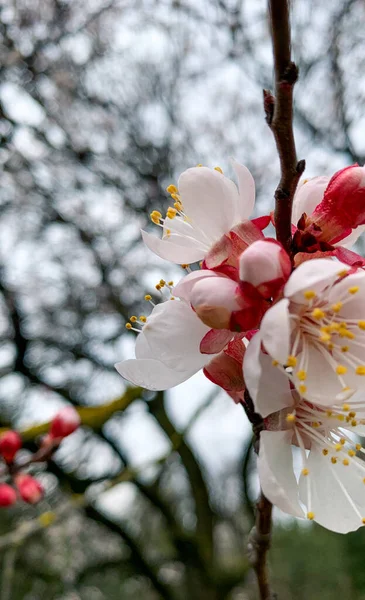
[{"xmin": 265, "ymin": 0, "xmax": 305, "ymax": 256}]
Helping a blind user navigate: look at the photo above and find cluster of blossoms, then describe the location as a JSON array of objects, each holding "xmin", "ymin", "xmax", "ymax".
[
  {"xmin": 117, "ymin": 161, "xmax": 365, "ymax": 533},
  {"xmin": 0, "ymin": 407, "xmax": 80, "ymax": 507}
]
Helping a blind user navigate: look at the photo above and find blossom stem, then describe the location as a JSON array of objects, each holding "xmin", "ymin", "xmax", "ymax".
[{"xmin": 265, "ymin": 0, "xmax": 305, "ymax": 257}]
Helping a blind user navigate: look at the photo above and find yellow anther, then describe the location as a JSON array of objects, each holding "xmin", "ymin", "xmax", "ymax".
[
  {"xmin": 286, "ymin": 413, "xmax": 296, "ymax": 423},
  {"xmin": 326, "ymin": 410, "xmax": 333, "ymax": 417},
  {"xmin": 312, "ymin": 308, "xmax": 326, "ymax": 320},
  {"xmin": 341, "ymin": 346, "xmax": 349, "ymax": 353},
  {"xmin": 343, "ymin": 459, "xmax": 350, "ymax": 466},
  {"xmin": 331, "ymin": 457, "xmax": 337, "ymax": 464},
  {"xmin": 356, "ymin": 444, "xmax": 362, "ymax": 451},
  {"xmin": 356, "ymin": 366, "xmax": 365, "ymax": 375},
  {"xmin": 349, "ymin": 286, "xmax": 359, "ymax": 294},
  {"xmin": 301, "ymin": 468, "xmax": 309, "ymax": 476},
  {"xmin": 168, "ymin": 281, "xmax": 174, "ymax": 287},
  {"xmin": 337, "ymin": 414, "xmax": 345, "ymax": 422},
  {"xmin": 286, "ymin": 355, "xmax": 297, "ymax": 367},
  {"xmin": 348, "ymin": 411, "xmax": 356, "ymax": 418},
  {"xmin": 328, "ymin": 342, "xmax": 334, "ymax": 350},
  {"xmin": 340, "ymin": 330, "xmax": 355, "ymax": 340},
  {"xmin": 181, "ymin": 264, "xmax": 190, "ymax": 269},
  {"xmin": 166, "ymin": 207, "xmax": 177, "ymax": 219},
  {"xmin": 214, "ymin": 166, "xmax": 223, "ymax": 173},
  {"xmin": 165, "ymin": 229, "xmax": 171, "ymax": 237},
  {"xmin": 351, "ymin": 419, "xmax": 358, "ymax": 427},
  {"xmin": 336, "ymin": 365, "xmax": 347, "ymax": 375},
  {"xmin": 130, "ymin": 316, "xmax": 138, "ymax": 323},
  {"xmin": 159, "ymin": 279, "xmax": 166, "ymax": 286},
  {"xmin": 304, "ymin": 290, "xmax": 316, "ymax": 300},
  {"xmin": 338, "ymin": 269, "xmax": 349, "ymax": 277},
  {"xmin": 348, "ymin": 450, "xmax": 356, "ymax": 457},
  {"xmin": 312, "ymin": 422, "xmax": 320, "ymax": 428},
  {"xmin": 155, "ymin": 284, "xmax": 161, "ymax": 290},
  {"xmin": 363, "ymin": 478, "xmax": 365, "ymax": 484},
  {"xmin": 321, "ymin": 325, "xmax": 330, "ymax": 333},
  {"xmin": 322, "ymin": 449, "xmax": 329, "ymax": 456},
  {"xmin": 144, "ymin": 295, "xmax": 152, "ymax": 301},
  {"xmin": 272, "ymin": 359, "xmax": 279, "ymax": 366},
  {"xmin": 166, "ymin": 184, "xmax": 178, "ymax": 194},
  {"xmin": 358, "ymin": 321, "xmax": 365, "ymax": 330},
  {"xmin": 139, "ymin": 316, "xmax": 147, "ymax": 323},
  {"xmin": 331, "ymin": 302, "xmax": 343, "ymax": 313},
  {"xmin": 335, "ymin": 444, "xmax": 342, "ymax": 452},
  {"xmin": 125, "ymin": 323, "xmax": 132, "ymax": 330},
  {"xmin": 340, "ymin": 438, "xmax": 346, "ymax": 445},
  {"xmin": 174, "ymin": 201, "xmax": 183, "ymax": 211},
  {"xmin": 342, "ymin": 404, "xmax": 350, "ymax": 412},
  {"xmin": 319, "ymin": 333, "xmax": 331, "ymax": 343},
  {"xmin": 307, "ymin": 512, "xmax": 315, "ymax": 520},
  {"xmin": 150, "ymin": 210, "xmax": 162, "ymax": 224},
  {"xmin": 299, "ymin": 384, "xmax": 307, "ymax": 394},
  {"xmin": 170, "ymin": 297, "xmax": 175, "ymax": 300},
  {"xmin": 329, "ymin": 323, "xmax": 341, "ymax": 332},
  {"xmin": 362, "ymin": 518, "xmax": 365, "ymax": 524},
  {"xmin": 297, "ymin": 370, "xmax": 307, "ymax": 381}
]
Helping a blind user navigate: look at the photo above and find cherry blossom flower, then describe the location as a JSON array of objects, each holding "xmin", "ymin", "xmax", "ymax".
[
  {"xmin": 292, "ymin": 166, "xmax": 365, "ymax": 265},
  {"xmin": 142, "ymin": 161, "xmax": 268, "ymax": 268},
  {"xmin": 258, "ymin": 258, "xmax": 365, "ymax": 405},
  {"xmin": 244, "ymin": 333, "xmax": 365, "ymax": 533}
]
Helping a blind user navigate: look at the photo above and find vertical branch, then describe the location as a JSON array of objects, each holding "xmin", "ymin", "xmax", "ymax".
[{"xmin": 264, "ymin": 0, "xmax": 305, "ymax": 255}]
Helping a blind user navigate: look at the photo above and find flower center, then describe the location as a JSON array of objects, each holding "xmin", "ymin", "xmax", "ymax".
[{"xmin": 284, "ymin": 279, "xmax": 365, "ymax": 399}]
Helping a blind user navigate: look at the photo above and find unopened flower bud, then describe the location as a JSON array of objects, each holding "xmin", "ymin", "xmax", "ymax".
[
  {"xmin": 0, "ymin": 431, "xmax": 22, "ymax": 463},
  {"xmin": 309, "ymin": 165, "xmax": 365, "ymax": 242},
  {"xmin": 16, "ymin": 474, "xmax": 43, "ymax": 504},
  {"xmin": 0, "ymin": 484, "xmax": 17, "ymax": 507},
  {"xmin": 189, "ymin": 276, "xmax": 242, "ymax": 329},
  {"xmin": 239, "ymin": 240, "xmax": 291, "ymax": 298},
  {"xmin": 49, "ymin": 407, "xmax": 80, "ymax": 440}
]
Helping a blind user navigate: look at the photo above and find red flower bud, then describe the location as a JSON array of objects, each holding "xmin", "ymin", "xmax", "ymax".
[
  {"xmin": 0, "ymin": 484, "xmax": 17, "ymax": 507},
  {"xmin": 0, "ymin": 431, "xmax": 22, "ymax": 463},
  {"xmin": 49, "ymin": 407, "xmax": 80, "ymax": 440},
  {"xmin": 16, "ymin": 474, "xmax": 43, "ymax": 504}
]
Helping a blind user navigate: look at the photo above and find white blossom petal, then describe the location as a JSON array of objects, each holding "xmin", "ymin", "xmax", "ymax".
[
  {"xmin": 115, "ymin": 359, "xmax": 194, "ymax": 390},
  {"xmin": 258, "ymin": 430, "xmax": 304, "ymax": 518},
  {"xmin": 291, "ymin": 176, "xmax": 329, "ymax": 226},
  {"xmin": 260, "ymin": 299, "xmax": 291, "ymax": 364},
  {"xmin": 299, "ymin": 446, "xmax": 365, "ymax": 533},
  {"xmin": 231, "ymin": 159, "xmax": 255, "ymax": 221},
  {"xmin": 244, "ymin": 333, "xmax": 293, "ymax": 418},
  {"xmin": 284, "ymin": 258, "xmax": 350, "ymax": 302},
  {"xmin": 178, "ymin": 167, "xmax": 237, "ymax": 241},
  {"xmin": 141, "ymin": 229, "xmax": 205, "ymax": 264}
]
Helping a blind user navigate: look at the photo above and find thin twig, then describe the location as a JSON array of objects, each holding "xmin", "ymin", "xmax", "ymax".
[{"xmin": 265, "ymin": 0, "xmax": 305, "ymax": 256}]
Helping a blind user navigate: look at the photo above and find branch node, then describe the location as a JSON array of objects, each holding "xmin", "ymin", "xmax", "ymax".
[
  {"xmin": 296, "ymin": 159, "xmax": 306, "ymax": 175},
  {"xmin": 263, "ymin": 89, "xmax": 275, "ymax": 125},
  {"xmin": 281, "ymin": 61, "xmax": 298, "ymax": 85}
]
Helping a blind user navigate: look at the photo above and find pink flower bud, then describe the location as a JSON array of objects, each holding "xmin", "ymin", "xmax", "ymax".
[
  {"xmin": 190, "ymin": 277, "xmax": 242, "ymax": 329},
  {"xmin": 309, "ymin": 165, "xmax": 365, "ymax": 242},
  {"xmin": 16, "ymin": 474, "xmax": 43, "ymax": 504},
  {"xmin": 0, "ymin": 431, "xmax": 22, "ymax": 463},
  {"xmin": 239, "ymin": 240, "xmax": 291, "ymax": 298},
  {"xmin": 49, "ymin": 407, "xmax": 80, "ymax": 440},
  {"xmin": 0, "ymin": 484, "xmax": 17, "ymax": 507}
]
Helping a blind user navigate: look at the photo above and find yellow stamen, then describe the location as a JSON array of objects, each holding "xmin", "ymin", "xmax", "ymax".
[
  {"xmin": 304, "ymin": 290, "xmax": 316, "ymax": 300},
  {"xmin": 336, "ymin": 365, "xmax": 347, "ymax": 375},
  {"xmin": 272, "ymin": 360, "xmax": 279, "ymax": 366},
  {"xmin": 331, "ymin": 457, "xmax": 337, "ymax": 464},
  {"xmin": 335, "ymin": 444, "xmax": 342, "ymax": 452},
  {"xmin": 214, "ymin": 166, "xmax": 223, "ymax": 173},
  {"xmin": 356, "ymin": 444, "xmax": 362, "ymax": 451},
  {"xmin": 362, "ymin": 518, "xmax": 365, "ymax": 524},
  {"xmin": 348, "ymin": 450, "xmax": 356, "ymax": 457},
  {"xmin": 299, "ymin": 384, "xmax": 307, "ymax": 394},
  {"xmin": 338, "ymin": 269, "xmax": 349, "ymax": 277},
  {"xmin": 125, "ymin": 323, "xmax": 132, "ymax": 330},
  {"xmin": 286, "ymin": 413, "xmax": 296, "ymax": 423},
  {"xmin": 144, "ymin": 295, "xmax": 152, "ymax": 301},
  {"xmin": 340, "ymin": 438, "xmax": 346, "ymax": 445},
  {"xmin": 342, "ymin": 404, "xmax": 350, "ymax": 412},
  {"xmin": 343, "ymin": 459, "xmax": 349, "ymax": 466},
  {"xmin": 302, "ymin": 468, "xmax": 309, "ymax": 476},
  {"xmin": 341, "ymin": 346, "xmax": 349, "ymax": 353},
  {"xmin": 322, "ymin": 449, "xmax": 328, "ymax": 456},
  {"xmin": 155, "ymin": 284, "xmax": 161, "ymax": 291},
  {"xmin": 286, "ymin": 355, "xmax": 297, "ymax": 367},
  {"xmin": 348, "ymin": 411, "xmax": 356, "ymax": 418},
  {"xmin": 130, "ymin": 316, "xmax": 138, "ymax": 323},
  {"xmin": 166, "ymin": 207, "xmax": 177, "ymax": 219},
  {"xmin": 337, "ymin": 414, "xmax": 345, "ymax": 422},
  {"xmin": 358, "ymin": 321, "xmax": 365, "ymax": 330},
  {"xmin": 351, "ymin": 419, "xmax": 358, "ymax": 427},
  {"xmin": 349, "ymin": 286, "xmax": 359, "ymax": 294},
  {"xmin": 139, "ymin": 316, "xmax": 147, "ymax": 323},
  {"xmin": 181, "ymin": 264, "xmax": 190, "ymax": 269},
  {"xmin": 297, "ymin": 370, "xmax": 307, "ymax": 381},
  {"xmin": 312, "ymin": 308, "xmax": 326, "ymax": 320},
  {"xmin": 331, "ymin": 302, "xmax": 343, "ymax": 313},
  {"xmin": 307, "ymin": 512, "xmax": 315, "ymax": 520},
  {"xmin": 356, "ymin": 366, "xmax": 365, "ymax": 375},
  {"xmin": 166, "ymin": 184, "xmax": 178, "ymax": 194}
]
